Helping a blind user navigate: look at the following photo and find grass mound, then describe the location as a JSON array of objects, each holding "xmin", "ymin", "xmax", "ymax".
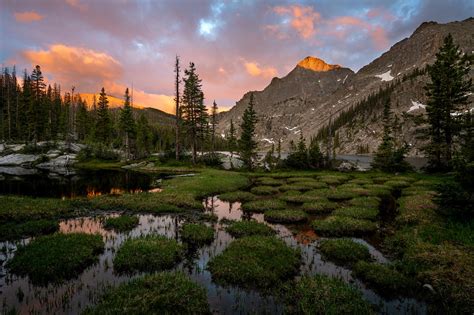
[
  {"xmin": 349, "ymin": 197, "xmax": 380, "ymax": 208},
  {"xmin": 287, "ymin": 177, "xmax": 317, "ymax": 183},
  {"xmin": 225, "ymin": 221, "xmax": 275, "ymax": 238},
  {"xmin": 333, "ymin": 206, "xmax": 379, "ymax": 221},
  {"xmin": 353, "ymin": 261, "xmax": 415, "ymax": 297},
  {"xmin": 318, "ymin": 175, "xmax": 349, "ymax": 185},
  {"xmin": 279, "ymin": 191, "xmax": 323, "ymax": 204},
  {"xmin": 180, "ymin": 223, "xmax": 215, "ymax": 245},
  {"xmin": 7, "ymin": 233, "xmax": 104, "ymax": 284},
  {"xmin": 364, "ymin": 184, "xmax": 392, "ymax": 197},
  {"xmin": 241, "ymin": 199, "xmax": 286, "ymax": 213},
  {"xmin": 207, "ymin": 236, "xmax": 301, "ymax": 288},
  {"xmin": 257, "ymin": 177, "xmax": 285, "ymax": 186},
  {"xmin": 84, "ymin": 272, "xmax": 210, "ymax": 314},
  {"xmin": 264, "ymin": 210, "xmax": 308, "ymax": 223},
  {"xmin": 301, "ymin": 200, "xmax": 338, "ymax": 214},
  {"xmin": 348, "ymin": 178, "xmax": 373, "ymax": 185},
  {"xmin": 218, "ymin": 191, "xmax": 257, "ymax": 203},
  {"xmin": 396, "ymin": 194, "xmax": 437, "ymax": 225},
  {"xmin": 250, "ymin": 185, "xmax": 280, "ymax": 195},
  {"xmin": 114, "ymin": 235, "xmax": 183, "ymax": 273},
  {"xmin": 312, "ymin": 216, "xmax": 377, "ymax": 236},
  {"xmin": 384, "ymin": 180, "xmax": 411, "ymax": 189},
  {"xmin": 0, "ymin": 219, "xmax": 58, "ymax": 241},
  {"xmin": 326, "ymin": 189, "xmax": 357, "ymax": 201},
  {"xmin": 319, "ymin": 239, "xmax": 371, "ymax": 266},
  {"xmin": 103, "ymin": 215, "xmax": 139, "ymax": 232},
  {"xmin": 284, "ymin": 275, "xmax": 374, "ymax": 314},
  {"xmin": 0, "ymin": 196, "xmax": 72, "ymax": 222},
  {"xmin": 279, "ymin": 184, "xmax": 313, "ymax": 192}
]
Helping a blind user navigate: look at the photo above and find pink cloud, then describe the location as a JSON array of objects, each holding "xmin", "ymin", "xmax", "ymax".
[
  {"xmin": 273, "ymin": 5, "xmax": 321, "ymax": 39},
  {"xmin": 14, "ymin": 11, "xmax": 44, "ymax": 23},
  {"xmin": 243, "ymin": 61, "xmax": 278, "ymax": 78}
]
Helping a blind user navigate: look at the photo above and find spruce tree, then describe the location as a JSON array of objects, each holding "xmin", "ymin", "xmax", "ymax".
[
  {"xmin": 238, "ymin": 93, "xmax": 258, "ymax": 170},
  {"xmin": 119, "ymin": 88, "xmax": 136, "ymax": 159},
  {"xmin": 75, "ymin": 98, "xmax": 89, "ymax": 141},
  {"xmin": 174, "ymin": 55, "xmax": 181, "ymax": 160},
  {"xmin": 30, "ymin": 65, "xmax": 46, "ymax": 143},
  {"xmin": 423, "ymin": 34, "xmax": 472, "ymax": 171},
  {"xmin": 227, "ymin": 119, "xmax": 237, "ymax": 168},
  {"xmin": 211, "ymin": 100, "xmax": 218, "ymax": 152},
  {"xmin": 95, "ymin": 87, "xmax": 112, "ymax": 144},
  {"xmin": 136, "ymin": 113, "xmax": 152, "ymax": 157},
  {"xmin": 308, "ymin": 137, "xmax": 323, "ymax": 169}
]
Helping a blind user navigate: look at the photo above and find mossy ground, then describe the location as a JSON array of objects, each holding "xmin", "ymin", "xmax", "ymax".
[
  {"xmin": 319, "ymin": 238, "xmax": 372, "ymax": 266},
  {"xmin": 7, "ymin": 233, "xmax": 104, "ymax": 284},
  {"xmin": 84, "ymin": 272, "xmax": 210, "ymax": 314},
  {"xmin": 180, "ymin": 223, "xmax": 215, "ymax": 245},
  {"xmin": 103, "ymin": 215, "xmax": 139, "ymax": 232},
  {"xmin": 225, "ymin": 220, "xmax": 275, "ymax": 238},
  {"xmin": 207, "ymin": 236, "xmax": 301, "ymax": 289},
  {"xmin": 114, "ymin": 235, "xmax": 184, "ymax": 273}
]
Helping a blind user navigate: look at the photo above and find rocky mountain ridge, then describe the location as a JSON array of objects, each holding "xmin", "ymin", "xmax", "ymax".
[{"xmin": 216, "ymin": 18, "xmax": 474, "ymax": 155}]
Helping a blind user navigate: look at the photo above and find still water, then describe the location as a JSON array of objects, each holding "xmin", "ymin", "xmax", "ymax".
[{"xmin": 0, "ymin": 196, "xmax": 426, "ymax": 315}]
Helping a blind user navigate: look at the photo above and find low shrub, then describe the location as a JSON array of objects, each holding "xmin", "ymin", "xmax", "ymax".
[
  {"xmin": 319, "ymin": 238, "xmax": 372, "ymax": 266},
  {"xmin": 312, "ymin": 216, "xmax": 377, "ymax": 236},
  {"xmin": 225, "ymin": 221, "xmax": 275, "ymax": 238},
  {"xmin": 264, "ymin": 210, "xmax": 308, "ymax": 223}
]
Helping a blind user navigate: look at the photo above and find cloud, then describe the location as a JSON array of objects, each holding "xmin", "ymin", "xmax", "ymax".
[
  {"xmin": 14, "ymin": 11, "xmax": 43, "ymax": 23},
  {"xmin": 273, "ymin": 5, "xmax": 321, "ymax": 39},
  {"xmin": 65, "ymin": 0, "xmax": 88, "ymax": 11},
  {"xmin": 244, "ymin": 61, "xmax": 278, "ymax": 78}
]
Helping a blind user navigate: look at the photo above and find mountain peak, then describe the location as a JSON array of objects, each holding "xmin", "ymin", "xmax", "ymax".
[{"xmin": 297, "ymin": 56, "xmax": 341, "ymax": 72}]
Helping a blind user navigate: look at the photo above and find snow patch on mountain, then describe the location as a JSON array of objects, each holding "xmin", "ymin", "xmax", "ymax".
[
  {"xmin": 407, "ymin": 100, "xmax": 426, "ymax": 112},
  {"xmin": 375, "ymin": 70, "xmax": 394, "ymax": 81}
]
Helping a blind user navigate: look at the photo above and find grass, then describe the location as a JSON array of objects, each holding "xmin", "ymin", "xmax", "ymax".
[
  {"xmin": 319, "ymin": 239, "xmax": 372, "ymax": 266},
  {"xmin": 318, "ymin": 175, "xmax": 349, "ymax": 185},
  {"xmin": 353, "ymin": 261, "xmax": 415, "ymax": 297},
  {"xmin": 84, "ymin": 272, "xmax": 210, "ymax": 314},
  {"xmin": 241, "ymin": 199, "xmax": 286, "ymax": 213},
  {"xmin": 363, "ymin": 184, "xmax": 392, "ymax": 197},
  {"xmin": 279, "ymin": 191, "xmax": 323, "ymax": 204},
  {"xmin": 257, "ymin": 177, "xmax": 285, "ymax": 186},
  {"xmin": 225, "ymin": 220, "xmax": 275, "ymax": 238},
  {"xmin": 103, "ymin": 215, "xmax": 139, "ymax": 232},
  {"xmin": 0, "ymin": 196, "xmax": 73, "ymax": 222},
  {"xmin": 284, "ymin": 275, "xmax": 374, "ymax": 314},
  {"xmin": 312, "ymin": 216, "xmax": 377, "ymax": 236},
  {"xmin": 326, "ymin": 189, "xmax": 357, "ymax": 201},
  {"xmin": 396, "ymin": 193, "xmax": 437, "ymax": 225},
  {"xmin": 0, "ymin": 219, "xmax": 58, "ymax": 241},
  {"xmin": 207, "ymin": 236, "xmax": 301, "ymax": 289},
  {"xmin": 251, "ymin": 185, "xmax": 280, "ymax": 195},
  {"xmin": 264, "ymin": 210, "xmax": 308, "ymax": 223},
  {"xmin": 384, "ymin": 180, "xmax": 411, "ymax": 189},
  {"xmin": 74, "ymin": 159, "xmax": 124, "ymax": 170},
  {"xmin": 7, "ymin": 233, "xmax": 104, "ymax": 285},
  {"xmin": 349, "ymin": 197, "xmax": 380, "ymax": 208},
  {"xmin": 180, "ymin": 223, "xmax": 215, "ymax": 245},
  {"xmin": 218, "ymin": 191, "xmax": 257, "ymax": 202},
  {"xmin": 301, "ymin": 200, "xmax": 338, "ymax": 214},
  {"xmin": 333, "ymin": 206, "xmax": 379, "ymax": 221},
  {"xmin": 278, "ymin": 184, "xmax": 313, "ymax": 192},
  {"xmin": 113, "ymin": 235, "xmax": 184, "ymax": 273},
  {"xmin": 348, "ymin": 178, "xmax": 373, "ymax": 185}
]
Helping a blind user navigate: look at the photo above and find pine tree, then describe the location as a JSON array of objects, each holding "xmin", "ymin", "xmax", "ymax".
[
  {"xmin": 75, "ymin": 98, "xmax": 89, "ymax": 141},
  {"xmin": 174, "ymin": 55, "xmax": 181, "ymax": 160},
  {"xmin": 136, "ymin": 113, "xmax": 152, "ymax": 157},
  {"xmin": 95, "ymin": 87, "xmax": 112, "ymax": 144},
  {"xmin": 308, "ymin": 137, "xmax": 323, "ymax": 169},
  {"xmin": 227, "ymin": 119, "xmax": 237, "ymax": 168},
  {"xmin": 119, "ymin": 88, "xmax": 136, "ymax": 159},
  {"xmin": 211, "ymin": 100, "xmax": 218, "ymax": 152},
  {"xmin": 196, "ymin": 91, "xmax": 209, "ymax": 154},
  {"xmin": 423, "ymin": 34, "xmax": 472, "ymax": 171},
  {"xmin": 238, "ymin": 93, "xmax": 258, "ymax": 170},
  {"xmin": 30, "ymin": 65, "xmax": 46, "ymax": 143}
]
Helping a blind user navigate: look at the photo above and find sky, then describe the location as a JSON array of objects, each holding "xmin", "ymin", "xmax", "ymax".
[{"xmin": 1, "ymin": 0, "xmax": 473, "ymax": 113}]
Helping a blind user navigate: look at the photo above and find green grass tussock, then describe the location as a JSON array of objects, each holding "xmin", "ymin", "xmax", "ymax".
[
  {"xmin": 326, "ymin": 189, "xmax": 358, "ymax": 201},
  {"xmin": 103, "ymin": 215, "xmax": 139, "ymax": 232},
  {"xmin": 207, "ymin": 236, "xmax": 301, "ymax": 289},
  {"xmin": 114, "ymin": 235, "xmax": 183, "ymax": 273},
  {"xmin": 218, "ymin": 191, "xmax": 257, "ymax": 203},
  {"xmin": 180, "ymin": 223, "xmax": 215, "ymax": 245},
  {"xmin": 84, "ymin": 272, "xmax": 210, "ymax": 314},
  {"xmin": 312, "ymin": 216, "xmax": 377, "ymax": 236},
  {"xmin": 279, "ymin": 191, "xmax": 323, "ymax": 204},
  {"xmin": 349, "ymin": 197, "xmax": 380, "ymax": 208},
  {"xmin": 264, "ymin": 210, "xmax": 308, "ymax": 223},
  {"xmin": 251, "ymin": 185, "xmax": 280, "ymax": 195},
  {"xmin": 333, "ymin": 206, "xmax": 379, "ymax": 221},
  {"xmin": 301, "ymin": 200, "xmax": 338, "ymax": 214},
  {"xmin": 0, "ymin": 196, "xmax": 73, "ymax": 222},
  {"xmin": 396, "ymin": 194, "xmax": 437, "ymax": 225},
  {"xmin": 7, "ymin": 233, "xmax": 104, "ymax": 285},
  {"xmin": 319, "ymin": 238, "xmax": 372, "ymax": 266},
  {"xmin": 225, "ymin": 221, "xmax": 275, "ymax": 238},
  {"xmin": 241, "ymin": 199, "xmax": 286, "ymax": 213},
  {"xmin": 0, "ymin": 219, "xmax": 58, "ymax": 241}
]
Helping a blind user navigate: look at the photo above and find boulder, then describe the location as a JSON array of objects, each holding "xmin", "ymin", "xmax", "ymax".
[
  {"xmin": 0, "ymin": 154, "xmax": 40, "ymax": 166},
  {"xmin": 0, "ymin": 167, "xmax": 38, "ymax": 176},
  {"xmin": 36, "ymin": 154, "xmax": 77, "ymax": 170}
]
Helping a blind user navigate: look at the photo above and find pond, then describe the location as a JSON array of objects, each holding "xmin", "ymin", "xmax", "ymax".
[
  {"xmin": 0, "ymin": 196, "xmax": 426, "ymax": 314},
  {"xmin": 0, "ymin": 169, "xmax": 165, "ymax": 198}
]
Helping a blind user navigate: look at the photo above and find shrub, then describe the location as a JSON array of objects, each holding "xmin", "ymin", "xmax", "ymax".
[
  {"xmin": 353, "ymin": 261, "xmax": 415, "ymax": 297},
  {"xmin": 207, "ymin": 236, "xmax": 301, "ymax": 288},
  {"xmin": 218, "ymin": 191, "xmax": 257, "ymax": 203},
  {"xmin": 7, "ymin": 233, "xmax": 104, "ymax": 285},
  {"xmin": 103, "ymin": 215, "xmax": 139, "ymax": 232},
  {"xmin": 284, "ymin": 275, "xmax": 374, "ymax": 314},
  {"xmin": 301, "ymin": 200, "xmax": 338, "ymax": 214},
  {"xmin": 312, "ymin": 216, "xmax": 377, "ymax": 236},
  {"xmin": 319, "ymin": 238, "xmax": 372, "ymax": 266},
  {"xmin": 250, "ymin": 185, "xmax": 280, "ymax": 195},
  {"xmin": 333, "ymin": 206, "xmax": 379, "ymax": 221},
  {"xmin": 114, "ymin": 235, "xmax": 183, "ymax": 273},
  {"xmin": 180, "ymin": 223, "xmax": 215, "ymax": 245},
  {"xmin": 225, "ymin": 221, "xmax": 275, "ymax": 238},
  {"xmin": 241, "ymin": 199, "xmax": 286, "ymax": 213},
  {"xmin": 84, "ymin": 272, "xmax": 210, "ymax": 314},
  {"xmin": 264, "ymin": 210, "xmax": 308, "ymax": 223}
]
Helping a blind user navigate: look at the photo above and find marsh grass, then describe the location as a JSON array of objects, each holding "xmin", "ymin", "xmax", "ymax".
[
  {"xmin": 284, "ymin": 275, "xmax": 374, "ymax": 314},
  {"xmin": 264, "ymin": 210, "xmax": 308, "ymax": 223},
  {"xmin": 333, "ymin": 206, "xmax": 379, "ymax": 221},
  {"xmin": 84, "ymin": 272, "xmax": 210, "ymax": 314},
  {"xmin": 364, "ymin": 184, "xmax": 392, "ymax": 197},
  {"xmin": 312, "ymin": 216, "xmax": 377, "ymax": 236},
  {"xmin": 279, "ymin": 191, "xmax": 324, "ymax": 204},
  {"xmin": 218, "ymin": 191, "xmax": 257, "ymax": 203},
  {"xmin": 319, "ymin": 239, "xmax": 372, "ymax": 266},
  {"xmin": 257, "ymin": 178, "xmax": 285, "ymax": 186},
  {"xmin": 114, "ymin": 235, "xmax": 183, "ymax": 273},
  {"xmin": 225, "ymin": 221, "xmax": 275, "ymax": 238},
  {"xmin": 278, "ymin": 184, "xmax": 313, "ymax": 192},
  {"xmin": 384, "ymin": 180, "xmax": 411, "ymax": 189},
  {"xmin": 0, "ymin": 219, "xmax": 58, "ymax": 241},
  {"xmin": 251, "ymin": 185, "xmax": 280, "ymax": 195},
  {"xmin": 207, "ymin": 236, "xmax": 301, "ymax": 289},
  {"xmin": 326, "ymin": 189, "xmax": 357, "ymax": 201},
  {"xmin": 396, "ymin": 194, "xmax": 437, "ymax": 225},
  {"xmin": 0, "ymin": 196, "xmax": 73, "ymax": 222},
  {"xmin": 241, "ymin": 199, "xmax": 286, "ymax": 213},
  {"xmin": 353, "ymin": 261, "xmax": 416, "ymax": 297},
  {"xmin": 301, "ymin": 200, "xmax": 338, "ymax": 214},
  {"xmin": 349, "ymin": 197, "xmax": 381, "ymax": 208},
  {"xmin": 103, "ymin": 215, "xmax": 139, "ymax": 232},
  {"xmin": 7, "ymin": 233, "xmax": 104, "ymax": 285},
  {"xmin": 180, "ymin": 223, "xmax": 215, "ymax": 245}
]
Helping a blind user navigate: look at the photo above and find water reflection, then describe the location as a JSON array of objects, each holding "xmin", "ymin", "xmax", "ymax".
[{"xmin": 0, "ymin": 196, "xmax": 426, "ymax": 314}]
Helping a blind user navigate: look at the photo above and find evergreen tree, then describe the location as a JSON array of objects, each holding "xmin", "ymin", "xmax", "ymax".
[
  {"xmin": 423, "ymin": 34, "xmax": 472, "ymax": 171},
  {"xmin": 286, "ymin": 133, "xmax": 309, "ymax": 169},
  {"xmin": 238, "ymin": 93, "xmax": 258, "ymax": 170},
  {"xmin": 119, "ymin": 88, "xmax": 136, "ymax": 159},
  {"xmin": 136, "ymin": 113, "xmax": 152, "ymax": 157},
  {"xmin": 211, "ymin": 100, "xmax": 218, "ymax": 152},
  {"xmin": 75, "ymin": 98, "xmax": 89, "ymax": 141},
  {"xmin": 308, "ymin": 137, "xmax": 324, "ymax": 168},
  {"xmin": 174, "ymin": 55, "xmax": 181, "ymax": 160},
  {"xmin": 196, "ymin": 91, "xmax": 209, "ymax": 154},
  {"xmin": 227, "ymin": 119, "xmax": 237, "ymax": 168},
  {"xmin": 30, "ymin": 65, "xmax": 46, "ymax": 143},
  {"xmin": 95, "ymin": 87, "xmax": 112, "ymax": 144}
]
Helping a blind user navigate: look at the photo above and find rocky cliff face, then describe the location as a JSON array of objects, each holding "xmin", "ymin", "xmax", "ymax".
[{"xmin": 217, "ymin": 18, "xmax": 474, "ymax": 155}]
